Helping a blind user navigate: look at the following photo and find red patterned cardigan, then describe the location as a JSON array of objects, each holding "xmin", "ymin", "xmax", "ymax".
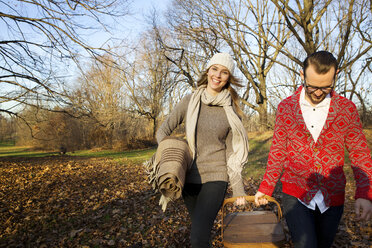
[{"xmin": 258, "ymin": 86, "xmax": 372, "ymax": 207}]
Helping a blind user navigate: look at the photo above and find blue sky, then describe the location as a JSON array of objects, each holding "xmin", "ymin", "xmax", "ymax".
[
  {"xmin": 119, "ymin": 0, "xmax": 170, "ymax": 40},
  {"xmin": 72, "ymin": 0, "xmax": 171, "ymax": 49}
]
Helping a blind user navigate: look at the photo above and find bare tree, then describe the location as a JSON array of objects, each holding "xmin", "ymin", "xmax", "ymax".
[
  {"xmin": 19, "ymin": 107, "xmax": 83, "ymax": 151},
  {"xmin": 269, "ymin": 0, "xmax": 371, "ymax": 81},
  {"xmin": 152, "ymin": 0, "xmax": 371, "ymax": 131},
  {"xmin": 71, "ymin": 54, "xmax": 125, "ymax": 148},
  {"xmin": 153, "ymin": 19, "xmax": 209, "ymax": 91},
  {"xmin": 161, "ymin": 0, "xmax": 289, "ymax": 130},
  {"xmin": 0, "ymin": 0, "xmax": 130, "ymax": 118},
  {"xmin": 265, "ymin": 0, "xmax": 372, "ymax": 124},
  {"xmin": 119, "ymin": 27, "xmax": 176, "ymax": 139},
  {"xmin": 340, "ymin": 59, "xmax": 371, "ymax": 124},
  {"xmin": 0, "ymin": 114, "xmax": 15, "ymax": 142}
]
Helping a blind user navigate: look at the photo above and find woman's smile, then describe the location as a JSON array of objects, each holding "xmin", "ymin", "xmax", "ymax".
[{"xmin": 207, "ymin": 64, "xmax": 230, "ymax": 96}]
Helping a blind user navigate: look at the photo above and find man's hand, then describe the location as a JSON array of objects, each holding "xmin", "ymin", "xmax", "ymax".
[
  {"xmin": 254, "ymin": 191, "xmax": 268, "ymax": 206},
  {"xmin": 355, "ymin": 198, "xmax": 372, "ymax": 221}
]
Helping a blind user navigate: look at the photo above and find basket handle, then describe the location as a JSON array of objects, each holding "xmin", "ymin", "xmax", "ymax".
[
  {"xmin": 223, "ymin": 195, "xmax": 282, "ymax": 219},
  {"xmin": 221, "ymin": 195, "xmax": 283, "ymax": 239}
]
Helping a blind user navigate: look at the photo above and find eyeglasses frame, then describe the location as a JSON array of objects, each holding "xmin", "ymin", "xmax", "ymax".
[{"xmin": 303, "ymin": 79, "xmax": 336, "ymax": 94}]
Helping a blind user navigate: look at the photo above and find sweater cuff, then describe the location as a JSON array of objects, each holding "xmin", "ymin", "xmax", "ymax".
[
  {"xmin": 257, "ymin": 180, "xmax": 275, "ymax": 196},
  {"xmin": 355, "ymin": 188, "xmax": 372, "ymax": 202},
  {"xmin": 231, "ymin": 178, "xmax": 246, "ymax": 197}
]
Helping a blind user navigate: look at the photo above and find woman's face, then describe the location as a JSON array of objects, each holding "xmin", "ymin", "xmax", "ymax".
[{"xmin": 206, "ymin": 64, "xmax": 230, "ymax": 96}]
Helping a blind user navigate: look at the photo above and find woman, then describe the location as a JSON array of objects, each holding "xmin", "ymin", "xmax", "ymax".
[{"xmin": 156, "ymin": 52, "xmax": 249, "ymax": 248}]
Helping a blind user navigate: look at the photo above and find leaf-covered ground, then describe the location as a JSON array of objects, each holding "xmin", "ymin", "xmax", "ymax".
[{"xmin": 0, "ymin": 155, "xmax": 370, "ymax": 247}]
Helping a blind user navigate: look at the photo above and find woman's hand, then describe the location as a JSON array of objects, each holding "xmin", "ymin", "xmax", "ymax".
[
  {"xmin": 234, "ymin": 196, "xmax": 246, "ymax": 206},
  {"xmin": 254, "ymin": 191, "xmax": 268, "ymax": 206}
]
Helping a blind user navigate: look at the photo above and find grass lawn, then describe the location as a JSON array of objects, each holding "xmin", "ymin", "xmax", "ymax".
[
  {"xmin": 0, "ymin": 142, "xmax": 156, "ymax": 163},
  {"xmin": 70, "ymin": 147, "xmax": 156, "ymax": 163},
  {"xmin": 0, "ymin": 144, "xmax": 57, "ymax": 158},
  {"xmin": 243, "ymin": 131, "xmax": 274, "ymax": 179}
]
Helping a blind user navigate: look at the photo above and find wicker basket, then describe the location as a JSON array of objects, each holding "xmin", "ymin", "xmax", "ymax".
[{"xmin": 221, "ymin": 195, "xmax": 286, "ymax": 248}]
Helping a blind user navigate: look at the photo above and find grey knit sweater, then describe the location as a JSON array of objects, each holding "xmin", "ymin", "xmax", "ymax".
[{"xmin": 156, "ymin": 94, "xmax": 245, "ymax": 197}]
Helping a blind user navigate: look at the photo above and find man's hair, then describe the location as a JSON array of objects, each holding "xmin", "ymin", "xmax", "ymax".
[{"xmin": 303, "ymin": 51, "xmax": 338, "ymax": 77}]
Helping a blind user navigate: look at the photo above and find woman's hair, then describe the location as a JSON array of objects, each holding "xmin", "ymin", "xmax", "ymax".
[{"xmin": 196, "ymin": 70, "xmax": 245, "ymax": 118}]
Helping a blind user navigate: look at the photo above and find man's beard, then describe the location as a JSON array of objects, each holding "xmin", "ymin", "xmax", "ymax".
[{"xmin": 305, "ymin": 91, "xmax": 326, "ymax": 105}]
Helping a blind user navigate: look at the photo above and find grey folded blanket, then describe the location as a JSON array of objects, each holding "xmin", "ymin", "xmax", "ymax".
[{"xmin": 144, "ymin": 137, "xmax": 193, "ymax": 211}]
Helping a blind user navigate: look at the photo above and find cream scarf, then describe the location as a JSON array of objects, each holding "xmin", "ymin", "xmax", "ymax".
[{"xmin": 186, "ymin": 86, "xmax": 249, "ymax": 177}]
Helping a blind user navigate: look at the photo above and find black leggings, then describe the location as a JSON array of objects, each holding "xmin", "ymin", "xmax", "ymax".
[{"xmin": 182, "ymin": 181, "xmax": 228, "ymax": 248}]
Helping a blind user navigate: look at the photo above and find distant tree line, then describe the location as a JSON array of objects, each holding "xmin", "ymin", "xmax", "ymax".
[{"xmin": 14, "ymin": 107, "xmax": 153, "ymax": 151}]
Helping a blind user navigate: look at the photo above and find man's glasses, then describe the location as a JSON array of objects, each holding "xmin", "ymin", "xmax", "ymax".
[{"xmin": 303, "ymin": 80, "xmax": 335, "ymax": 94}]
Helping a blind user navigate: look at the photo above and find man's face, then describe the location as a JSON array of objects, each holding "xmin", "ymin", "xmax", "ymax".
[{"xmin": 301, "ymin": 64, "xmax": 336, "ymax": 106}]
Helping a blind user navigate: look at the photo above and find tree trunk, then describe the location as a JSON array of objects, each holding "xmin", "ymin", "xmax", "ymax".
[
  {"xmin": 152, "ymin": 117, "xmax": 157, "ymax": 141},
  {"xmin": 257, "ymin": 102, "xmax": 269, "ymax": 132}
]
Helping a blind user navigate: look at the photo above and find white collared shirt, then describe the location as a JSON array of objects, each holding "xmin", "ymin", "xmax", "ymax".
[{"xmin": 298, "ymin": 87, "xmax": 331, "ymax": 213}]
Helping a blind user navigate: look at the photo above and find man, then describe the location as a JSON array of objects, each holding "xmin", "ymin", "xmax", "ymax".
[{"xmin": 254, "ymin": 51, "xmax": 372, "ymax": 248}]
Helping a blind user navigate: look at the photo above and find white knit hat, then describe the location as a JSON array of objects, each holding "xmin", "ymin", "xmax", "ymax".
[{"xmin": 206, "ymin": 52, "xmax": 235, "ymax": 74}]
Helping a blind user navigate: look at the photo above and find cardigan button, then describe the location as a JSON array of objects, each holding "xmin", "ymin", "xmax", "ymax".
[
  {"xmin": 313, "ymin": 148, "xmax": 319, "ymax": 152},
  {"xmin": 315, "ymin": 163, "xmax": 321, "ymax": 168}
]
